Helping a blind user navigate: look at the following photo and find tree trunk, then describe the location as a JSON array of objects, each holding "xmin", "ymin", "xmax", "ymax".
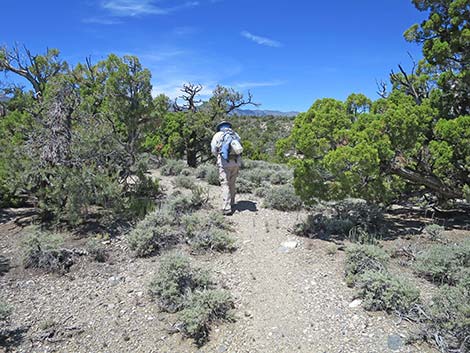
[
  {"xmin": 390, "ymin": 166, "xmax": 463, "ymax": 200},
  {"xmin": 187, "ymin": 148, "xmax": 197, "ymax": 168}
]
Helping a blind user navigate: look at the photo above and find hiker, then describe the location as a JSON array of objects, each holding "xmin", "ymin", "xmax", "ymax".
[{"xmin": 211, "ymin": 121, "xmax": 243, "ymax": 215}]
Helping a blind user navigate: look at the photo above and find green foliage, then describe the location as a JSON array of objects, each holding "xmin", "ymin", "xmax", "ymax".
[
  {"xmin": 204, "ymin": 166, "xmax": 220, "ymax": 186},
  {"xmin": 86, "ymin": 238, "xmax": 108, "ymax": 263},
  {"xmin": 294, "ymin": 199, "xmax": 385, "ymax": 241},
  {"xmin": 236, "ymin": 178, "xmax": 255, "ymax": 194},
  {"xmin": 1, "ymin": 50, "xmax": 160, "ymax": 225},
  {"xmin": 254, "ymin": 185, "xmax": 270, "ymax": 197},
  {"xmin": 127, "ymin": 208, "xmax": 180, "ymax": 257},
  {"xmin": 0, "ymin": 107, "xmax": 33, "ymax": 207},
  {"xmin": 166, "ymin": 187, "xmax": 210, "ymax": 216},
  {"xmin": 229, "ymin": 115, "xmax": 294, "ymax": 161},
  {"xmin": 189, "ymin": 229, "xmax": 236, "ymax": 253},
  {"xmin": 240, "ymin": 168, "xmax": 272, "ymax": 187},
  {"xmin": 263, "ymin": 185, "xmax": 302, "ymax": 211},
  {"xmin": 0, "ymin": 300, "xmax": 12, "ymax": 322},
  {"xmin": 283, "ymin": 4, "xmax": 469, "ymax": 203},
  {"xmin": 181, "ymin": 212, "xmax": 235, "ymax": 252},
  {"xmin": 424, "ymin": 223, "xmax": 444, "ymax": 240},
  {"xmin": 287, "ymin": 92, "xmax": 448, "ymax": 204},
  {"xmin": 356, "ymin": 270, "xmax": 420, "ymax": 314},
  {"xmin": 344, "ymin": 244, "xmax": 389, "ymax": 286},
  {"xmin": 148, "ymin": 253, "xmax": 212, "ymax": 313},
  {"xmin": 173, "ymin": 175, "xmax": 196, "ymax": 190},
  {"xmin": 21, "ymin": 228, "xmax": 73, "ymax": 273},
  {"xmin": 427, "ymin": 283, "xmax": 470, "ymax": 352},
  {"xmin": 404, "ymin": 0, "xmax": 470, "ymax": 118},
  {"xmin": 178, "ymin": 289, "xmax": 234, "ymax": 345},
  {"xmin": 414, "ymin": 240, "xmax": 470, "ymax": 285},
  {"xmin": 145, "ymin": 84, "xmax": 255, "ymax": 167},
  {"xmin": 161, "ymin": 159, "xmax": 186, "ymax": 176}
]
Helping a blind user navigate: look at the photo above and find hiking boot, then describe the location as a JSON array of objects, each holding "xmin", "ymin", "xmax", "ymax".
[{"xmin": 222, "ymin": 209, "xmax": 233, "ymax": 216}]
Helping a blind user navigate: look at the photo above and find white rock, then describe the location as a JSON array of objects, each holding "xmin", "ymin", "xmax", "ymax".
[
  {"xmin": 349, "ymin": 299, "xmax": 362, "ymax": 308},
  {"xmin": 281, "ymin": 240, "xmax": 298, "ymax": 249}
]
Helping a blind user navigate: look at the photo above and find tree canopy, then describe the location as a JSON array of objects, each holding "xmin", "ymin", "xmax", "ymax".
[{"xmin": 282, "ymin": 0, "xmax": 470, "ymax": 206}]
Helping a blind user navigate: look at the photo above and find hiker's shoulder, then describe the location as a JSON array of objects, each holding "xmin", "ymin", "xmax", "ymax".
[{"xmin": 212, "ymin": 131, "xmax": 224, "ymax": 141}]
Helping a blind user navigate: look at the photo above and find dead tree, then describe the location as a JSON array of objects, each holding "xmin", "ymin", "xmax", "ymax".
[{"xmin": 0, "ymin": 45, "xmax": 68, "ymax": 98}]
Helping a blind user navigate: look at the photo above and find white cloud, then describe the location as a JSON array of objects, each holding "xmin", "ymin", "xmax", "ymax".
[
  {"xmin": 232, "ymin": 80, "xmax": 285, "ymax": 89},
  {"xmin": 101, "ymin": 0, "xmax": 199, "ymax": 17},
  {"xmin": 241, "ymin": 31, "xmax": 282, "ymax": 47},
  {"xmin": 152, "ymin": 79, "xmax": 215, "ymax": 99},
  {"xmin": 82, "ymin": 17, "xmax": 122, "ymax": 24}
]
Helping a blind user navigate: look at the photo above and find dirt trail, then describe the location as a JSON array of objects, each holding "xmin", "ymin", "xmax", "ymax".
[
  {"xmin": 198, "ymin": 193, "xmax": 430, "ymax": 353},
  {"xmin": 0, "ymin": 174, "xmax": 434, "ymax": 353}
]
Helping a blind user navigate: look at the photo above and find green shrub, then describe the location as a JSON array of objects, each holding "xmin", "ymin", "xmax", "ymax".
[
  {"xmin": 347, "ymin": 226, "xmax": 381, "ymax": 245},
  {"xmin": 196, "ymin": 164, "xmax": 220, "ymax": 186},
  {"xmin": 236, "ymin": 178, "xmax": 255, "ymax": 194},
  {"xmin": 86, "ymin": 238, "xmax": 108, "ymax": 262},
  {"xmin": 344, "ymin": 244, "xmax": 389, "ymax": 286},
  {"xmin": 126, "ymin": 172, "xmax": 160, "ymax": 220},
  {"xmin": 204, "ymin": 211, "xmax": 231, "ymax": 231},
  {"xmin": 127, "ymin": 209, "xmax": 180, "ymax": 257},
  {"xmin": 161, "ymin": 159, "xmax": 186, "ymax": 176},
  {"xmin": 294, "ymin": 199, "xmax": 385, "ymax": 239},
  {"xmin": 181, "ymin": 214, "xmax": 203, "ymax": 237},
  {"xmin": 21, "ymin": 229, "xmax": 74, "ymax": 273},
  {"xmin": 189, "ymin": 186, "xmax": 210, "ymax": 210},
  {"xmin": 178, "ymin": 289, "xmax": 234, "ymax": 345},
  {"xmin": 148, "ymin": 253, "xmax": 212, "ymax": 312},
  {"xmin": 456, "ymin": 267, "xmax": 470, "ymax": 289},
  {"xmin": 414, "ymin": 240, "xmax": 470, "ymax": 285},
  {"xmin": 165, "ymin": 188, "xmax": 209, "ymax": 216},
  {"xmin": 263, "ymin": 185, "xmax": 302, "ymax": 211},
  {"xmin": 241, "ymin": 168, "xmax": 272, "ymax": 187},
  {"xmin": 254, "ymin": 185, "xmax": 270, "ymax": 197},
  {"xmin": 0, "ymin": 300, "xmax": 12, "ymax": 321},
  {"xmin": 173, "ymin": 175, "xmax": 196, "ymax": 189},
  {"xmin": 426, "ymin": 283, "xmax": 470, "ymax": 352},
  {"xmin": 356, "ymin": 270, "xmax": 420, "ymax": 314},
  {"xmin": 189, "ymin": 229, "xmax": 236, "ymax": 252},
  {"xmin": 333, "ymin": 199, "xmax": 385, "ymax": 235},
  {"xmin": 424, "ymin": 224, "xmax": 444, "ymax": 240},
  {"xmin": 269, "ymin": 169, "xmax": 292, "ymax": 185},
  {"xmin": 181, "ymin": 212, "xmax": 231, "ymax": 237}
]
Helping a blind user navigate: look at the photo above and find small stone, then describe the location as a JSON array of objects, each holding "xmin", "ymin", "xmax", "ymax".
[
  {"xmin": 217, "ymin": 345, "xmax": 227, "ymax": 353},
  {"xmin": 348, "ymin": 299, "xmax": 362, "ymax": 308},
  {"xmin": 387, "ymin": 334, "xmax": 403, "ymax": 351},
  {"xmin": 244, "ymin": 311, "xmax": 253, "ymax": 318},
  {"xmin": 279, "ymin": 240, "xmax": 298, "ymax": 253}
]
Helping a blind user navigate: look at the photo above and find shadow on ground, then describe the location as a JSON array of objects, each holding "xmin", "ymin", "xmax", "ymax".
[
  {"xmin": 0, "ymin": 255, "xmax": 11, "ymax": 276},
  {"xmin": 0, "ymin": 326, "xmax": 29, "ymax": 352},
  {"xmin": 295, "ymin": 205, "xmax": 470, "ymax": 243},
  {"xmin": 0, "ymin": 208, "xmax": 36, "ymax": 225},
  {"xmin": 234, "ymin": 201, "xmax": 258, "ymax": 212}
]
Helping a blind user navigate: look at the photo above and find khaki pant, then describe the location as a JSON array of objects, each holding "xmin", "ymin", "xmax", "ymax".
[{"xmin": 217, "ymin": 155, "xmax": 240, "ymax": 212}]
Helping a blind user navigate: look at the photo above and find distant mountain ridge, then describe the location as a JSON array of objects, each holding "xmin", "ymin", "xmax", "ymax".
[{"xmin": 231, "ymin": 109, "xmax": 299, "ymax": 117}]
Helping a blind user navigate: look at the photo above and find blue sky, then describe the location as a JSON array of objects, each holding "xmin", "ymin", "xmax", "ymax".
[{"xmin": 1, "ymin": 0, "xmax": 427, "ymax": 111}]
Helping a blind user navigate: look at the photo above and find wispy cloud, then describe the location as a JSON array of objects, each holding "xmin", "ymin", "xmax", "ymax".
[
  {"xmin": 101, "ymin": 0, "xmax": 199, "ymax": 17},
  {"xmin": 82, "ymin": 17, "xmax": 122, "ymax": 25},
  {"xmin": 152, "ymin": 79, "xmax": 216, "ymax": 99},
  {"xmin": 232, "ymin": 80, "xmax": 285, "ymax": 89},
  {"xmin": 241, "ymin": 31, "xmax": 282, "ymax": 47}
]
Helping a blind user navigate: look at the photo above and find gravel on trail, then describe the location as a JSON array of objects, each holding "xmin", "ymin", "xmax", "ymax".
[{"xmin": 0, "ymin": 174, "xmax": 435, "ymax": 353}]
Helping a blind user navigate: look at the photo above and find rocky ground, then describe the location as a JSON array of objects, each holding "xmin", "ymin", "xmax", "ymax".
[{"xmin": 0, "ymin": 172, "xmax": 441, "ymax": 353}]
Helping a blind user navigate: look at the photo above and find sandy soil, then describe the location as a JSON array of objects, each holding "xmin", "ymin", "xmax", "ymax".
[{"xmin": 0, "ymin": 173, "xmax": 438, "ymax": 353}]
